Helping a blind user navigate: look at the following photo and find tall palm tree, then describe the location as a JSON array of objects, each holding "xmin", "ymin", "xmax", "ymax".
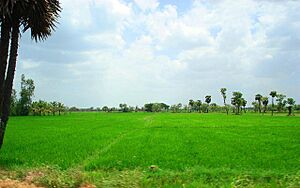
[
  {"xmin": 261, "ymin": 97, "xmax": 269, "ymax": 114},
  {"xmin": 287, "ymin": 98, "xmax": 295, "ymax": 116},
  {"xmin": 205, "ymin": 95, "xmax": 211, "ymax": 113},
  {"xmin": 241, "ymin": 98, "xmax": 247, "ymax": 113},
  {"xmin": 0, "ymin": 0, "xmax": 15, "ymax": 114},
  {"xmin": 188, "ymin": 99, "xmax": 194, "ymax": 113},
  {"xmin": 0, "ymin": 0, "xmax": 61, "ymax": 150},
  {"xmin": 269, "ymin": 91, "xmax": 277, "ymax": 116},
  {"xmin": 220, "ymin": 88, "xmax": 228, "ymax": 115},
  {"xmin": 255, "ymin": 94, "xmax": 262, "ymax": 113}
]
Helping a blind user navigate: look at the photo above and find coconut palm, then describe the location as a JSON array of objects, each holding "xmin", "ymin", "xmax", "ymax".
[
  {"xmin": 0, "ymin": 0, "xmax": 61, "ymax": 150},
  {"xmin": 188, "ymin": 99, "xmax": 194, "ymax": 113},
  {"xmin": 0, "ymin": 0, "xmax": 15, "ymax": 114},
  {"xmin": 205, "ymin": 96, "xmax": 211, "ymax": 113},
  {"xmin": 231, "ymin": 92, "xmax": 243, "ymax": 115},
  {"xmin": 241, "ymin": 98, "xmax": 247, "ymax": 113},
  {"xmin": 287, "ymin": 98, "xmax": 295, "ymax": 116},
  {"xmin": 220, "ymin": 88, "xmax": 228, "ymax": 115},
  {"xmin": 269, "ymin": 91, "xmax": 277, "ymax": 116},
  {"xmin": 261, "ymin": 97, "xmax": 269, "ymax": 114},
  {"xmin": 255, "ymin": 94, "xmax": 262, "ymax": 113},
  {"xmin": 196, "ymin": 100, "xmax": 202, "ymax": 113}
]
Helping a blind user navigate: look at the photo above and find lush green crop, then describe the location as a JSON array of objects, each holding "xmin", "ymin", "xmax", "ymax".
[{"xmin": 0, "ymin": 112, "xmax": 299, "ymax": 187}]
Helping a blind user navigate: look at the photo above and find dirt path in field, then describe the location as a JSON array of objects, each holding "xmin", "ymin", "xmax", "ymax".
[
  {"xmin": 78, "ymin": 129, "xmax": 137, "ymax": 169},
  {"xmin": 0, "ymin": 179, "xmax": 43, "ymax": 188}
]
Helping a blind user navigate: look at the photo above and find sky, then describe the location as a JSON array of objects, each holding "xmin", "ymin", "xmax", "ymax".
[{"xmin": 14, "ymin": 0, "xmax": 300, "ymax": 108}]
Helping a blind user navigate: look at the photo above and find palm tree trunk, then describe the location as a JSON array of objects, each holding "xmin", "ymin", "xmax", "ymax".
[
  {"xmin": 0, "ymin": 20, "xmax": 11, "ymax": 115},
  {"xmin": 0, "ymin": 21, "xmax": 19, "ymax": 150},
  {"xmin": 271, "ymin": 98, "xmax": 274, "ymax": 116}
]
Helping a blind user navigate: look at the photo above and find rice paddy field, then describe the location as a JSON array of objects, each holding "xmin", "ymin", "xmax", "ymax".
[{"xmin": 0, "ymin": 112, "xmax": 299, "ymax": 187}]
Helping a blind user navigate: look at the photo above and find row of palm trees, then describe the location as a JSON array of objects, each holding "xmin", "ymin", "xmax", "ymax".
[
  {"xmin": 0, "ymin": 0, "xmax": 61, "ymax": 150},
  {"xmin": 31, "ymin": 100, "xmax": 66, "ymax": 116},
  {"xmin": 254, "ymin": 92, "xmax": 296, "ymax": 116}
]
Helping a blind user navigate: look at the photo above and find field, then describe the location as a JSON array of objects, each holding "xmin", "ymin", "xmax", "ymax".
[{"xmin": 0, "ymin": 112, "xmax": 300, "ymax": 187}]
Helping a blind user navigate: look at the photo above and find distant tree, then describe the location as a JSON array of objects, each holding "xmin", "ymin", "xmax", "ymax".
[
  {"xmin": 241, "ymin": 98, "xmax": 247, "ymax": 113},
  {"xmin": 151, "ymin": 103, "xmax": 161, "ymax": 112},
  {"xmin": 276, "ymin": 94, "xmax": 287, "ymax": 112},
  {"xmin": 10, "ymin": 89, "xmax": 17, "ymax": 116},
  {"xmin": 220, "ymin": 88, "xmax": 228, "ymax": 115},
  {"xmin": 177, "ymin": 103, "xmax": 182, "ymax": 112},
  {"xmin": 287, "ymin": 98, "xmax": 296, "ymax": 116},
  {"xmin": 201, "ymin": 103, "xmax": 209, "ymax": 113},
  {"xmin": 135, "ymin": 106, "xmax": 139, "ymax": 112},
  {"xmin": 119, "ymin": 103, "xmax": 129, "ymax": 112},
  {"xmin": 261, "ymin": 97, "xmax": 269, "ymax": 114},
  {"xmin": 160, "ymin": 103, "xmax": 170, "ymax": 111},
  {"xmin": 50, "ymin": 101, "xmax": 58, "ymax": 115},
  {"xmin": 210, "ymin": 103, "xmax": 218, "ymax": 112},
  {"xmin": 57, "ymin": 102, "xmax": 65, "ymax": 115},
  {"xmin": 195, "ymin": 100, "xmax": 202, "ymax": 113},
  {"xmin": 69, "ymin": 106, "xmax": 79, "ymax": 112},
  {"xmin": 252, "ymin": 101, "xmax": 259, "ymax": 112},
  {"xmin": 16, "ymin": 75, "xmax": 35, "ymax": 116},
  {"xmin": 144, "ymin": 103, "xmax": 153, "ymax": 112},
  {"xmin": 255, "ymin": 94, "xmax": 262, "ymax": 113},
  {"xmin": 102, "ymin": 106, "xmax": 109, "ymax": 112},
  {"xmin": 188, "ymin": 99, "xmax": 194, "ymax": 113},
  {"xmin": 231, "ymin": 92, "xmax": 243, "ymax": 115},
  {"xmin": 269, "ymin": 91, "xmax": 277, "ymax": 116},
  {"xmin": 205, "ymin": 96, "xmax": 211, "ymax": 113}
]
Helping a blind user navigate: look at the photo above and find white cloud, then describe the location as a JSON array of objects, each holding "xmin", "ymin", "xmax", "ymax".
[
  {"xmin": 17, "ymin": 0, "xmax": 300, "ymax": 107},
  {"xmin": 134, "ymin": 0, "xmax": 159, "ymax": 12}
]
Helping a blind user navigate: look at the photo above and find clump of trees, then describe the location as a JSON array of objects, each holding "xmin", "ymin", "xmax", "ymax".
[
  {"xmin": 9, "ymin": 75, "xmax": 67, "ymax": 116},
  {"xmin": 252, "ymin": 92, "xmax": 296, "ymax": 116},
  {"xmin": 96, "ymin": 89, "xmax": 297, "ymax": 116},
  {"xmin": 144, "ymin": 103, "xmax": 169, "ymax": 112}
]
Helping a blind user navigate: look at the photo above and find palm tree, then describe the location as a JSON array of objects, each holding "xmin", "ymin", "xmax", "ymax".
[
  {"xmin": 287, "ymin": 98, "xmax": 295, "ymax": 116},
  {"xmin": 269, "ymin": 91, "xmax": 277, "ymax": 116},
  {"xmin": 220, "ymin": 88, "xmax": 228, "ymax": 115},
  {"xmin": 231, "ymin": 92, "xmax": 243, "ymax": 115},
  {"xmin": 196, "ymin": 100, "xmax": 202, "ymax": 113},
  {"xmin": 255, "ymin": 94, "xmax": 262, "ymax": 113},
  {"xmin": 0, "ymin": 1, "xmax": 13, "ymax": 115},
  {"xmin": 0, "ymin": 0, "xmax": 61, "ymax": 150},
  {"xmin": 261, "ymin": 97, "xmax": 269, "ymax": 114},
  {"xmin": 241, "ymin": 98, "xmax": 247, "ymax": 113},
  {"xmin": 188, "ymin": 99, "xmax": 194, "ymax": 113},
  {"xmin": 205, "ymin": 96, "xmax": 211, "ymax": 113}
]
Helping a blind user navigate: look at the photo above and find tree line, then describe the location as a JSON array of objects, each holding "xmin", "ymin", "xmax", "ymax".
[
  {"xmin": 96, "ymin": 88, "xmax": 297, "ymax": 116},
  {"xmin": 10, "ymin": 74, "xmax": 67, "ymax": 116}
]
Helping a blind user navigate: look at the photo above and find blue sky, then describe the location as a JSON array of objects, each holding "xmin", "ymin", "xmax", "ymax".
[{"xmin": 15, "ymin": 0, "xmax": 300, "ymax": 107}]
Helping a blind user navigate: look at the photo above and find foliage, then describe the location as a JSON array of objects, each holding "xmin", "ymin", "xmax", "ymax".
[
  {"xmin": 261, "ymin": 97, "xmax": 269, "ymax": 113},
  {"xmin": 276, "ymin": 94, "xmax": 287, "ymax": 112},
  {"xmin": 287, "ymin": 98, "xmax": 296, "ymax": 116},
  {"xmin": 231, "ymin": 92, "xmax": 244, "ymax": 115},
  {"xmin": 220, "ymin": 88, "xmax": 229, "ymax": 114},
  {"xmin": 144, "ymin": 103, "xmax": 169, "ymax": 112},
  {"xmin": 255, "ymin": 94, "xmax": 262, "ymax": 113},
  {"xmin": 16, "ymin": 74, "xmax": 35, "ymax": 116},
  {"xmin": 31, "ymin": 100, "xmax": 66, "ymax": 116}
]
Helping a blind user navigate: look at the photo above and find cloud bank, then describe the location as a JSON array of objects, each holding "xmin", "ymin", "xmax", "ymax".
[{"xmin": 16, "ymin": 0, "xmax": 300, "ymax": 107}]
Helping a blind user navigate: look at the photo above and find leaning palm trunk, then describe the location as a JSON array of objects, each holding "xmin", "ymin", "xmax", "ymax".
[
  {"xmin": 0, "ymin": 20, "xmax": 11, "ymax": 114},
  {"xmin": 0, "ymin": 21, "xmax": 19, "ymax": 150}
]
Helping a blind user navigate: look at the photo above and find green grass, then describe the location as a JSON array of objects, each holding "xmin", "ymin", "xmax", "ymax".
[{"xmin": 0, "ymin": 112, "xmax": 299, "ymax": 187}]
